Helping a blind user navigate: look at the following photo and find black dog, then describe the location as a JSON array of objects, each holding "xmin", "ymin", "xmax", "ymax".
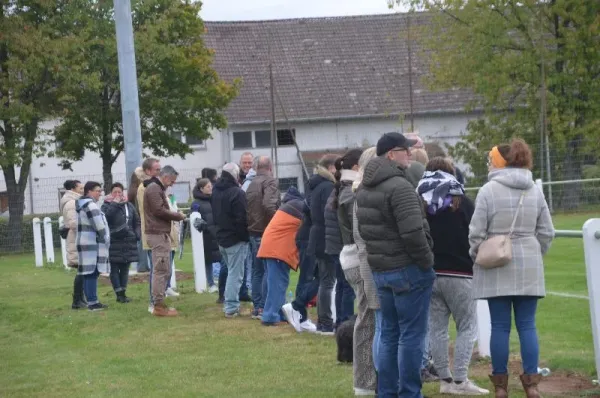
[{"xmin": 336, "ymin": 315, "xmax": 357, "ymax": 363}]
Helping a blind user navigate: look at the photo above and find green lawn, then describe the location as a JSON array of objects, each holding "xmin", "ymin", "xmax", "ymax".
[{"xmin": 0, "ymin": 213, "xmax": 598, "ymax": 397}]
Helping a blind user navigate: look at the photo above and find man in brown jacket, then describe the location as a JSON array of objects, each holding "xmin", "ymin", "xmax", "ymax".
[
  {"xmin": 245, "ymin": 156, "xmax": 281, "ymax": 318},
  {"xmin": 143, "ymin": 165, "xmax": 186, "ymax": 317}
]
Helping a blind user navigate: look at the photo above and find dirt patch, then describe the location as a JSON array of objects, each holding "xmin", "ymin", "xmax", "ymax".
[
  {"xmin": 466, "ymin": 352, "xmax": 599, "ymax": 396},
  {"xmin": 98, "ymin": 271, "xmax": 195, "ymax": 286}
]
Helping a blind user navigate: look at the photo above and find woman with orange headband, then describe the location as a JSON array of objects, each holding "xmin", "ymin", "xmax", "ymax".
[{"xmin": 469, "ymin": 139, "xmax": 555, "ymax": 398}]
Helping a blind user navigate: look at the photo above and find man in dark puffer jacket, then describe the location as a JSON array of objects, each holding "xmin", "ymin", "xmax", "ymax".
[{"xmin": 356, "ymin": 132, "xmax": 434, "ymax": 398}]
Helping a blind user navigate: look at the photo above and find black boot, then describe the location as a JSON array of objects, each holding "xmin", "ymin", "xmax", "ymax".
[
  {"xmin": 122, "ymin": 290, "xmax": 131, "ymax": 303},
  {"xmin": 116, "ymin": 291, "xmax": 130, "ymax": 303}
]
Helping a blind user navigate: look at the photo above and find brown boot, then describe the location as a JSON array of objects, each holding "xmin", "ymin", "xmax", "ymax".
[
  {"xmin": 489, "ymin": 374, "xmax": 509, "ymax": 398},
  {"xmin": 520, "ymin": 374, "xmax": 542, "ymax": 398},
  {"xmin": 152, "ymin": 303, "xmax": 178, "ymax": 317}
]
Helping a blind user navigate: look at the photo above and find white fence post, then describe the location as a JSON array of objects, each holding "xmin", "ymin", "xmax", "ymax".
[
  {"xmin": 43, "ymin": 217, "xmax": 55, "ymax": 264},
  {"xmin": 170, "ymin": 253, "xmax": 177, "ymax": 290},
  {"xmin": 190, "ymin": 212, "xmax": 207, "ymax": 293},
  {"xmin": 582, "ymin": 218, "xmax": 600, "ymax": 382},
  {"xmin": 476, "ymin": 300, "xmax": 491, "ymax": 357},
  {"xmin": 58, "ymin": 216, "xmax": 68, "ymax": 269},
  {"xmin": 32, "ymin": 218, "xmax": 44, "ymax": 267}
]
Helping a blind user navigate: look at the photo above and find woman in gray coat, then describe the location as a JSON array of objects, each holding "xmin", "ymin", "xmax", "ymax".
[{"xmin": 469, "ymin": 139, "xmax": 554, "ymax": 398}]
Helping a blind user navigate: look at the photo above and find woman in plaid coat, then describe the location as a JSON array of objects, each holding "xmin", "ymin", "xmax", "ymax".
[
  {"xmin": 76, "ymin": 181, "xmax": 111, "ymax": 311},
  {"xmin": 469, "ymin": 139, "xmax": 554, "ymax": 398}
]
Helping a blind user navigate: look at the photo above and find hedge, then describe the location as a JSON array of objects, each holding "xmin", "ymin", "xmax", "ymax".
[{"xmin": 0, "ymin": 213, "xmax": 62, "ymax": 254}]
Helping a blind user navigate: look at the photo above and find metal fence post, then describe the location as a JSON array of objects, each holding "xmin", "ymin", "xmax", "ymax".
[
  {"xmin": 32, "ymin": 218, "xmax": 44, "ymax": 267},
  {"xmin": 58, "ymin": 216, "xmax": 68, "ymax": 269},
  {"xmin": 582, "ymin": 218, "xmax": 600, "ymax": 382},
  {"xmin": 43, "ymin": 217, "xmax": 54, "ymax": 264},
  {"xmin": 190, "ymin": 212, "xmax": 207, "ymax": 293}
]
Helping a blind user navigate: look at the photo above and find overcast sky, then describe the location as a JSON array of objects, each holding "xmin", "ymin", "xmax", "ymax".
[{"xmin": 201, "ymin": 0, "xmax": 405, "ymax": 21}]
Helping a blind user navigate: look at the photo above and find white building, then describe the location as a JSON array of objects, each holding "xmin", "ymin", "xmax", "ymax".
[{"xmin": 1, "ymin": 13, "xmax": 477, "ymax": 215}]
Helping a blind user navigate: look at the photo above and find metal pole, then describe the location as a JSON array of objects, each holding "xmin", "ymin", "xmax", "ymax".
[{"xmin": 114, "ymin": 0, "xmax": 143, "ymax": 183}]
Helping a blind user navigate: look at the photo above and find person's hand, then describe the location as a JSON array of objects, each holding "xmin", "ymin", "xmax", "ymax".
[
  {"xmin": 178, "ymin": 212, "xmax": 186, "ymax": 221},
  {"xmin": 113, "ymin": 195, "xmax": 122, "ymax": 203}
]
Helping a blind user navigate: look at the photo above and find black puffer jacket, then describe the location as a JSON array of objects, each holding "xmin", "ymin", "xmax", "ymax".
[
  {"xmin": 101, "ymin": 200, "xmax": 140, "ymax": 264},
  {"xmin": 337, "ymin": 180, "xmax": 355, "ymax": 245},
  {"xmin": 324, "ymin": 189, "xmax": 343, "ymax": 255},
  {"xmin": 307, "ymin": 167, "xmax": 335, "ymax": 258},
  {"xmin": 191, "ymin": 187, "xmax": 221, "ymax": 263},
  {"xmin": 211, "ymin": 171, "xmax": 249, "ymax": 248},
  {"xmin": 356, "ymin": 157, "xmax": 434, "ymax": 272}
]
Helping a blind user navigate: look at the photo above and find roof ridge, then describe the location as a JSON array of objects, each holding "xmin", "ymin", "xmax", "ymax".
[{"xmin": 204, "ymin": 11, "xmax": 429, "ymax": 25}]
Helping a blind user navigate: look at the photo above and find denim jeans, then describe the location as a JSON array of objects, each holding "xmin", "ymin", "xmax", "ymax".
[
  {"xmin": 218, "ymin": 260, "xmax": 249, "ymax": 299},
  {"xmin": 244, "ymin": 244, "xmax": 252, "ymax": 291},
  {"xmin": 488, "ymin": 296, "xmax": 540, "ymax": 375},
  {"xmin": 334, "ymin": 256, "xmax": 355, "ymax": 327},
  {"xmin": 262, "ymin": 258, "xmax": 290, "ymax": 324},
  {"xmin": 147, "ymin": 250, "xmax": 174, "ymax": 305},
  {"xmin": 204, "ymin": 258, "xmax": 214, "ymax": 287},
  {"xmin": 373, "ymin": 265, "xmax": 435, "ymax": 398},
  {"xmin": 295, "ymin": 240, "xmax": 317, "ymax": 300},
  {"xmin": 249, "ymin": 236, "xmax": 267, "ymax": 310},
  {"xmin": 316, "ymin": 255, "xmax": 337, "ymax": 330},
  {"xmin": 421, "ymin": 319, "xmax": 430, "ymax": 370},
  {"xmin": 374, "ymin": 309, "xmax": 382, "ymax": 373},
  {"xmin": 109, "ymin": 262, "xmax": 130, "ymax": 293},
  {"xmin": 213, "ymin": 262, "xmax": 221, "ymax": 282},
  {"xmin": 83, "ymin": 269, "xmax": 100, "ymax": 305},
  {"xmin": 220, "ymin": 242, "xmax": 249, "ymax": 314}
]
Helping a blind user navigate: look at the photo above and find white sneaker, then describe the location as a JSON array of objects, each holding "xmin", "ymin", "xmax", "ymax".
[
  {"xmin": 441, "ymin": 379, "xmax": 489, "ymax": 395},
  {"xmin": 165, "ymin": 288, "xmax": 180, "ymax": 297},
  {"xmin": 354, "ymin": 387, "xmax": 376, "ymax": 396},
  {"xmin": 208, "ymin": 285, "xmax": 218, "ymax": 294},
  {"xmin": 148, "ymin": 305, "xmax": 154, "ymax": 314},
  {"xmin": 300, "ymin": 319, "xmax": 317, "ymax": 333},
  {"xmin": 281, "ymin": 303, "xmax": 303, "ymax": 332}
]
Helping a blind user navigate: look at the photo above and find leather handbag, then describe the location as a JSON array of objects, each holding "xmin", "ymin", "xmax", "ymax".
[{"xmin": 475, "ymin": 191, "xmax": 526, "ymax": 269}]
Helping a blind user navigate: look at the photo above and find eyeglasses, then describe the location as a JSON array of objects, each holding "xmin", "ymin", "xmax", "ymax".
[{"xmin": 391, "ymin": 147, "xmax": 409, "ymax": 153}]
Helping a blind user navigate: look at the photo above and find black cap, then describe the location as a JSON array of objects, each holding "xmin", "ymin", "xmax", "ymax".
[{"xmin": 376, "ymin": 132, "xmax": 418, "ymax": 156}]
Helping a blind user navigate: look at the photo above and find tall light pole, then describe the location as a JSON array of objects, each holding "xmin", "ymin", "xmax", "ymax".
[{"xmin": 114, "ymin": 0, "xmax": 143, "ymax": 182}]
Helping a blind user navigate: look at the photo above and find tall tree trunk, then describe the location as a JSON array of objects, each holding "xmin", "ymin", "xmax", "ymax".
[{"xmin": 102, "ymin": 156, "xmax": 113, "ymax": 193}]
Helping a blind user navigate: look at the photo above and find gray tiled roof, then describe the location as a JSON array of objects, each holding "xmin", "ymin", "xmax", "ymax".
[{"xmin": 204, "ymin": 13, "xmax": 474, "ymax": 125}]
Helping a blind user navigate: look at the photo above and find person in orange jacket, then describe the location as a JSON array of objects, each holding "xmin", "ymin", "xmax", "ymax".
[{"xmin": 257, "ymin": 186, "xmax": 306, "ymax": 326}]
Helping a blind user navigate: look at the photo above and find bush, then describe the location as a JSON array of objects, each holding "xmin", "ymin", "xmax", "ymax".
[{"xmin": 0, "ymin": 213, "xmax": 62, "ymax": 254}]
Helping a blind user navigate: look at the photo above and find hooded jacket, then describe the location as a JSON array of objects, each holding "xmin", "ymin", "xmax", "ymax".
[
  {"xmin": 190, "ymin": 185, "xmax": 221, "ymax": 263},
  {"xmin": 469, "ymin": 167, "xmax": 554, "ymax": 299},
  {"xmin": 241, "ymin": 168, "xmax": 257, "ymax": 192},
  {"xmin": 257, "ymin": 187, "xmax": 306, "ymax": 270},
  {"xmin": 60, "ymin": 190, "xmax": 81, "ymax": 267},
  {"xmin": 246, "ymin": 171, "xmax": 281, "ymax": 236},
  {"xmin": 355, "ymin": 156, "xmax": 434, "ymax": 272},
  {"xmin": 307, "ymin": 167, "xmax": 335, "ymax": 258},
  {"xmin": 211, "ymin": 171, "xmax": 249, "ymax": 248},
  {"xmin": 143, "ymin": 177, "xmax": 184, "ymax": 235}
]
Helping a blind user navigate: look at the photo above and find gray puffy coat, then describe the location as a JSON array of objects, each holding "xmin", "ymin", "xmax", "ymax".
[{"xmin": 356, "ymin": 156, "xmax": 434, "ymax": 272}]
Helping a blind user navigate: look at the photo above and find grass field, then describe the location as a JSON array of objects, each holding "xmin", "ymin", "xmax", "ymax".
[{"xmin": 0, "ymin": 213, "xmax": 598, "ymax": 397}]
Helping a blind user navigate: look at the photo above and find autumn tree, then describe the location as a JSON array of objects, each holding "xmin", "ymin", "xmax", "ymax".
[
  {"xmin": 394, "ymin": 0, "xmax": 600, "ymax": 208},
  {"xmin": 0, "ymin": 1, "xmax": 84, "ymax": 251},
  {"xmin": 55, "ymin": 0, "xmax": 238, "ymax": 189}
]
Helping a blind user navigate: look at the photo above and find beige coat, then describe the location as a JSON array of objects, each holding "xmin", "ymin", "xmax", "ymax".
[
  {"xmin": 135, "ymin": 168, "xmax": 150, "ymax": 250},
  {"xmin": 59, "ymin": 190, "xmax": 81, "ymax": 267}
]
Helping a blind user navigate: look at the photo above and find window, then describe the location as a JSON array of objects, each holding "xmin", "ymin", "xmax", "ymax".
[
  {"xmin": 170, "ymin": 131, "xmax": 183, "ymax": 141},
  {"xmin": 233, "ymin": 131, "xmax": 252, "ymax": 149},
  {"xmin": 277, "ymin": 129, "xmax": 295, "ymax": 146},
  {"xmin": 169, "ymin": 181, "xmax": 191, "ymax": 204},
  {"xmin": 255, "ymin": 130, "xmax": 272, "ymax": 148},
  {"xmin": 185, "ymin": 135, "xmax": 205, "ymax": 147},
  {"xmin": 278, "ymin": 177, "xmax": 299, "ymax": 193}
]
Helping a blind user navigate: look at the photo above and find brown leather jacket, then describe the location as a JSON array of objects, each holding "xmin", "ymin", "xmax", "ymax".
[
  {"xmin": 245, "ymin": 173, "xmax": 281, "ymax": 235},
  {"xmin": 143, "ymin": 177, "xmax": 185, "ymax": 235}
]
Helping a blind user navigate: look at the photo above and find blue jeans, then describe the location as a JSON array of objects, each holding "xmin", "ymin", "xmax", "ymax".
[
  {"xmin": 488, "ymin": 296, "xmax": 540, "ymax": 375},
  {"xmin": 373, "ymin": 265, "xmax": 435, "ymax": 398},
  {"xmin": 147, "ymin": 250, "xmax": 174, "ymax": 305},
  {"xmin": 213, "ymin": 262, "xmax": 221, "ymax": 282},
  {"xmin": 249, "ymin": 236, "xmax": 267, "ymax": 310},
  {"xmin": 220, "ymin": 242, "xmax": 249, "ymax": 314},
  {"xmin": 218, "ymin": 260, "xmax": 250, "ymax": 299},
  {"xmin": 262, "ymin": 258, "xmax": 290, "ymax": 324},
  {"xmin": 295, "ymin": 240, "xmax": 316, "ymax": 300},
  {"xmin": 374, "ymin": 309, "xmax": 382, "ymax": 373},
  {"xmin": 334, "ymin": 256, "xmax": 355, "ymax": 327},
  {"xmin": 84, "ymin": 269, "xmax": 100, "ymax": 305}
]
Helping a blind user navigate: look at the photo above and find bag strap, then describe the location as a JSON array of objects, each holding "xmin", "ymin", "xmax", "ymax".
[{"xmin": 508, "ymin": 191, "xmax": 526, "ymax": 237}]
